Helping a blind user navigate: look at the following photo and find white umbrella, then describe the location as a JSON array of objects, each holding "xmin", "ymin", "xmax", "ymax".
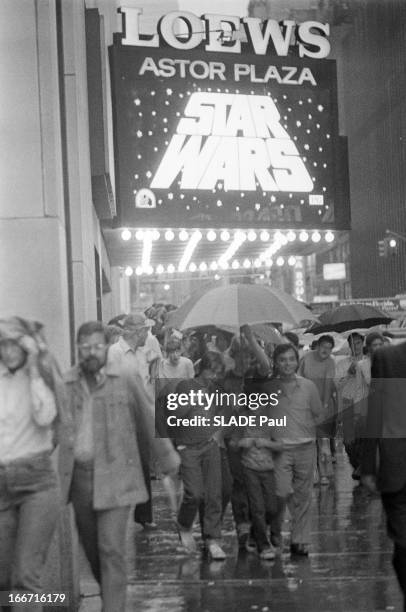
[{"xmin": 169, "ymin": 284, "xmax": 318, "ymax": 331}]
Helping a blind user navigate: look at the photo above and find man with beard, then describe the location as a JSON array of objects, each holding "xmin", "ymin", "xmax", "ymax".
[{"xmin": 65, "ymin": 321, "xmax": 179, "ymax": 612}]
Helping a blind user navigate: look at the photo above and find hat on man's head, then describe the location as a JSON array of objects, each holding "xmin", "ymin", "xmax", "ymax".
[{"xmin": 122, "ymin": 312, "xmax": 154, "ymax": 330}]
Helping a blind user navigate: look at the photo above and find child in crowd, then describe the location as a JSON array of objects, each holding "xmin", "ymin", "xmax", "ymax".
[
  {"xmin": 171, "ymin": 352, "xmax": 227, "ymax": 560},
  {"xmin": 237, "ymin": 408, "xmax": 284, "ymax": 559}
]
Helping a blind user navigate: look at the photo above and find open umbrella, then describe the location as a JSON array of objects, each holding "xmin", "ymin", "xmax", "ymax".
[
  {"xmin": 305, "ymin": 304, "xmax": 393, "ymax": 335},
  {"xmin": 167, "ymin": 284, "xmax": 318, "ymax": 331},
  {"xmin": 250, "ymin": 323, "xmax": 284, "ymax": 345}
]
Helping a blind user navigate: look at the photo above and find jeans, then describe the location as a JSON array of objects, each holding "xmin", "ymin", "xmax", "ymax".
[
  {"xmin": 178, "ymin": 440, "xmax": 222, "ymax": 540},
  {"xmin": 226, "ymin": 445, "xmax": 251, "ymax": 536},
  {"xmin": 242, "ymin": 467, "xmax": 277, "ymax": 552},
  {"xmin": 0, "ymin": 452, "xmax": 60, "ymax": 612},
  {"xmin": 70, "ymin": 463, "xmax": 130, "ymax": 612},
  {"xmin": 274, "ymin": 442, "xmax": 316, "ymax": 545}
]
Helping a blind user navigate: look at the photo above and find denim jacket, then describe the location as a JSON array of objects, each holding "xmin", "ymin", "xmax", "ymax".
[{"xmin": 63, "ymin": 362, "xmax": 179, "ymax": 510}]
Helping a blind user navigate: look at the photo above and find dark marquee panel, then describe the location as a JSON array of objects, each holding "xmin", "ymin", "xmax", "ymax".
[{"xmin": 110, "ymin": 43, "xmax": 350, "ymax": 230}]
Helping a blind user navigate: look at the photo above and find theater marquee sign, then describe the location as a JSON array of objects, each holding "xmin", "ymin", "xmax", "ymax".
[{"xmin": 110, "ymin": 8, "xmax": 350, "ymax": 229}]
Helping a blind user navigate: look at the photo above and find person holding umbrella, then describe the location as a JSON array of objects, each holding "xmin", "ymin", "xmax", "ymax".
[
  {"xmin": 335, "ymin": 332, "xmax": 369, "ymax": 480},
  {"xmin": 298, "ymin": 335, "xmax": 336, "ymax": 485}
]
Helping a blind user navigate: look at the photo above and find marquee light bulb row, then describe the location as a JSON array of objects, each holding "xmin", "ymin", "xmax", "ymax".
[
  {"xmin": 121, "ymin": 227, "xmax": 335, "ymax": 276},
  {"xmin": 120, "ymin": 228, "xmax": 335, "ymax": 243},
  {"xmin": 124, "ymin": 254, "xmax": 302, "ymax": 277}
]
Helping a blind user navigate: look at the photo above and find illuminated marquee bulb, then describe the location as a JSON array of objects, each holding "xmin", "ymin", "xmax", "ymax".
[
  {"xmin": 178, "ymin": 231, "xmax": 202, "ymax": 272},
  {"xmin": 254, "ymin": 258, "xmax": 261, "ymax": 268},
  {"xmin": 311, "ymin": 231, "xmax": 321, "ymax": 243},
  {"xmin": 124, "ymin": 266, "xmax": 133, "ymax": 276},
  {"xmin": 135, "ymin": 230, "xmax": 144, "ymax": 241},
  {"xmin": 260, "ymin": 231, "xmax": 270, "ymax": 242},
  {"xmin": 210, "ymin": 261, "xmax": 218, "ymax": 271},
  {"xmin": 220, "ymin": 230, "xmax": 230, "ymax": 242},
  {"xmin": 165, "ymin": 230, "xmax": 174, "ymax": 241},
  {"xmin": 247, "ymin": 230, "xmax": 257, "ymax": 242},
  {"xmin": 167, "ymin": 264, "xmax": 175, "ymax": 274},
  {"xmin": 121, "ymin": 229, "xmax": 131, "ymax": 241},
  {"xmin": 325, "ymin": 231, "xmax": 335, "ymax": 243},
  {"xmin": 276, "ymin": 257, "xmax": 285, "ymax": 266},
  {"xmin": 135, "ymin": 266, "xmax": 143, "ymax": 276},
  {"xmin": 231, "ymin": 260, "xmax": 240, "ymax": 269},
  {"xmin": 151, "ymin": 230, "xmax": 160, "ymax": 241},
  {"xmin": 179, "ymin": 230, "xmax": 189, "ymax": 241},
  {"xmin": 164, "ymin": 284, "xmax": 170, "ymax": 291},
  {"xmin": 207, "ymin": 230, "xmax": 216, "ymax": 242},
  {"xmin": 145, "ymin": 265, "xmax": 153, "ymax": 275},
  {"xmin": 156, "ymin": 264, "xmax": 164, "ymax": 274},
  {"xmin": 299, "ymin": 231, "xmax": 309, "ymax": 242},
  {"xmin": 243, "ymin": 259, "xmax": 251, "ymax": 269},
  {"xmin": 288, "ymin": 256, "xmax": 297, "ymax": 266},
  {"xmin": 189, "ymin": 262, "xmax": 197, "ymax": 272},
  {"xmin": 199, "ymin": 262, "xmax": 207, "ymax": 271},
  {"xmin": 287, "ymin": 231, "xmax": 297, "ymax": 242}
]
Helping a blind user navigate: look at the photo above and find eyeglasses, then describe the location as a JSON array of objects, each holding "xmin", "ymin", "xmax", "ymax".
[{"xmin": 77, "ymin": 343, "xmax": 107, "ymax": 353}]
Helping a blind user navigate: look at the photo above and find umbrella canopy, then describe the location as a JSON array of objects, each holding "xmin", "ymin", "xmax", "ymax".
[
  {"xmin": 250, "ymin": 323, "xmax": 284, "ymax": 345},
  {"xmin": 305, "ymin": 304, "xmax": 393, "ymax": 334},
  {"xmin": 167, "ymin": 284, "xmax": 318, "ymax": 331}
]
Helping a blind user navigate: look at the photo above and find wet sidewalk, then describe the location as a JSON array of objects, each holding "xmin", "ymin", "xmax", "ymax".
[{"xmin": 79, "ymin": 447, "xmax": 402, "ymax": 611}]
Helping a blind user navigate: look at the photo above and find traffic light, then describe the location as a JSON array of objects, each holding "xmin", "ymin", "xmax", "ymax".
[
  {"xmin": 378, "ymin": 239, "xmax": 387, "ymax": 257},
  {"xmin": 378, "ymin": 234, "xmax": 399, "ymax": 257},
  {"xmin": 388, "ymin": 237, "xmax": 398, "ymax": 252}
]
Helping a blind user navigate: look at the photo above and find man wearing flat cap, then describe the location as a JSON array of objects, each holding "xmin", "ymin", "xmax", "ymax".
[
  {"xmin": 108, "ymin": 312, "xmax": 162, "ymax": 528},
  {"xmin": 108, "ymin": 313, "xmax": 161, "ymax": 397}
]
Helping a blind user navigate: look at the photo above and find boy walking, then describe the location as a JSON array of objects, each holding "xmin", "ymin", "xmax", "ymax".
[{"xmin": 238, "ymin": 409, "xmax": 283, "ymax": 559}]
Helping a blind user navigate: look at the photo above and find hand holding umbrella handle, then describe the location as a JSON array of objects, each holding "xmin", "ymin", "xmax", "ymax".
[{"xmin": 240, "ymin": 324, "xmax": 253, "ymax": 341}]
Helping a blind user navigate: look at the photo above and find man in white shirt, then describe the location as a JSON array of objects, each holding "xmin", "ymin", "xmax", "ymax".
[
  {"xmin": 335, "ymin": 332, "xmax": 369, "ymax": 479},
  {"xmin": 108, "ymin": 313, "xmax": 160, "ymax": 528},
  {"xmin": 0, "ymin": 323, "xmax": 60, "ymax": 610},
  {"xmin": 108, "ymin": 313, "xmax": 161, "ymax": 400}
]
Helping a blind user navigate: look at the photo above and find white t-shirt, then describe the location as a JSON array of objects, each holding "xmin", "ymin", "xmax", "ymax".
[{"xmin": 158, "ymin": 356, "xmax": 195, "ymax": 380}]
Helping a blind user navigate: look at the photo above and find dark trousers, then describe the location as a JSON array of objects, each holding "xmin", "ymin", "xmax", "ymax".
[
  {"xmin": 242, "ymin": 467, "xmax": 277, "ymax": 552},
  {"xmin": 227, "ymin": 445, "xmax": 251, "ymax": 535},
  {"xmin": 344, "ymin": 439, "xmax": 363, "ymax": 470},
  {"xmin": 382, "ymin": 484, "xmax": 406, "ymax": 608},
  {"xmin": 0, "ymin": 452, "xmax": 60, "ymax": 612},
  {"xmin": 70, "ymin": 463, "xmax": 130, "ymax": 612},
  {"xmin": 133, "ymin": 427, "xmax": 152, "ymax": 525},
  {"xmin": 178, "ymin": 440, "xmax": 222, "ymax": 540}
]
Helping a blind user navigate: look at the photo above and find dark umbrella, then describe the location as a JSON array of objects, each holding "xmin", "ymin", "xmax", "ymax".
[{"xmin": 305, "ymin": 304, "xmax": 393, "ymax": 334}]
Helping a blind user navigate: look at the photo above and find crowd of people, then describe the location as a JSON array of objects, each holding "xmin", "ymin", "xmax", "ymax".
[{"xmin": 0, "ymin": 310, "xmax": 404, "ymax": 612}]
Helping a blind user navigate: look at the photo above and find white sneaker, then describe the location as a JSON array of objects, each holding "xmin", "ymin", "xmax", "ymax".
[
  {"xmin": 245, "ymin": 536, "xmax": 257, "ymax": 553},
  {"xmin": 178, "ymin": 526, "xmax": 197, "ymax": 553},
  {"xmin": 259, "ymin": 546, "xmax": 276, "ymax": 560},
  {"xmin": 207, "ymin": 540, "xmax": 226, "ymax": 560}
]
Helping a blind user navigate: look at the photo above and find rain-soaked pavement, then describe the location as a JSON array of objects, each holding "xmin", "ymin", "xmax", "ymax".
[{"xmin": 79, "ymin": 443, "xmax": 403, "ymax": 611}]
